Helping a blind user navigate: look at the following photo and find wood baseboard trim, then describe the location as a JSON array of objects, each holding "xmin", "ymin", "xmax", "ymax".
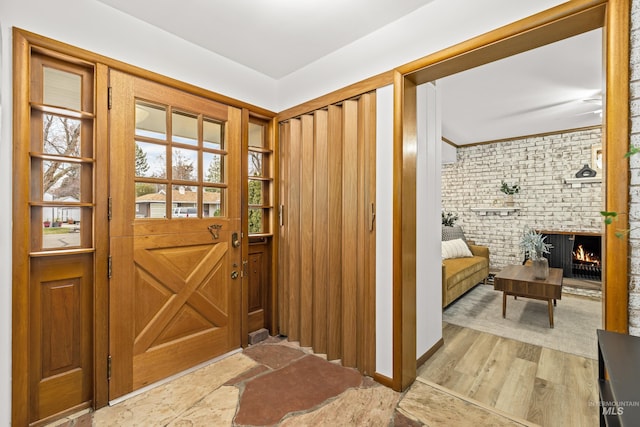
[
  {"xmin": 373, "ymin": 372, "xmax": 394, "ymax": 388},
  {"xmin": 417, "ymin": 338, "xmax": 444, "ymax": 368}
]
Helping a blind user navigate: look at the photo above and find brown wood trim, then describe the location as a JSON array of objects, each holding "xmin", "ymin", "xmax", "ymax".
[
  {"xmin": 93, "ymin": 63, "xmax": 109, "ymax": 409},
  {"xmin": 417, "ymin": 338, "xmax": 444, "ymax": 368},
  {"xmin": 277, "ymin": 71, "xmax": 394, "ymax": 122},
  {"xmin": 603, "ymin": 0, "xmax": 630, "ymax": 333},
  {"xmin": 454, "ymin": 125, "xmax": 602, "ymax": 148},
  {"xmin": 241, "ymin": 108, "xmax": 250, "ymax": 348},
  {"xmin": 12, "ymin": 28, "xmax": 31, "ymax": 427},
  {"xmin": 270, "ymin": 117, "xmax": 280, "ymax": 335},
  {"xmin": 372, "ymin": 372, "xmax": 394, "ymax": 389},
  {"xmin": 392, "ymin": 71, "xmax": 417, "ymax": 392},
  {"xmin": 399, "ymin": 0, "xmax": 607, "ymax": 82},
  {"xmin": 14, "ymin": 28, "xmax": 276, "ymax": 119}
]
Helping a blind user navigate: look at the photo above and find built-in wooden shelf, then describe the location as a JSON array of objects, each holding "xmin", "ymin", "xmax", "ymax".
[
  {"xmin": 470, "ymin": 207, "xmax": 520, "ymax": 216},
  {"xmin": 564, "ymin": 176, "xmax": 602, "ymax": 187}
]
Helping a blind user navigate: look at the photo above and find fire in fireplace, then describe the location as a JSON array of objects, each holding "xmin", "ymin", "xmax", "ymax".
[
  {"xmin": 571, "ymin": 235, "xmax": 601, "ymax": 280},
  {"xmin": 543, "ymin": 232, "xmax": 602, "ymax": 281}
]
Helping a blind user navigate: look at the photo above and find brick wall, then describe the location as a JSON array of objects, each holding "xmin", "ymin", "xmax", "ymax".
[
  {"xmin": 629, "ymin": 0, "xmax": 640, "ymax": 336},
  {"xmin": 442, "ymin": 128, "xmax": 603, "ymax": 270}
]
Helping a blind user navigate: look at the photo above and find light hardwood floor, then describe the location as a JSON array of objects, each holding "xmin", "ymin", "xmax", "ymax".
[{"xmin": 418, "ymin": 322, "xmax": 599, "ymax": 427}]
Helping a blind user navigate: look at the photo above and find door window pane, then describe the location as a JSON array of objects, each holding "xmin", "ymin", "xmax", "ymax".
[
  {"xmin": 135, "ymin": 183, "xmax": 166, "ymax": 218},
  {"xmin": 203, "ymin": 152, "xmax": 224, "ymax": 183},
  {"xmin": 248, "ymin": 208, "xmax": 263, "ymax": 233},
  {"xmin": 203, "ymin": 118, "xmax": 223, "ymax": 150},
  {"xmin": 172, "ymin": 185, "xmax": 198, "ymax": 218},
  {"xmin": 248, "ymin": 122, "xmax": 264, "ymax": 148},
  {"xmin": 172, "ymin": 148, "xmax": 198, "ymax": 181},
  {"xmin": 43, "ymin": 161, "xmax": 81, "ymax": 200},
  {"xmin": 203, "ymin": 188, "xmax": 223, "ymax": 217},
  {"xmin": 248, "ymin": 152, "xmax": 263, "ymax": 177},
  {"xmin": 136, "ymin": 102, "xmax": 166, "ymax": 139},
  {"xmin": 172, "ymin": 111, "xmax": 198, "ymax": 146},
  {"xmin": 135, "ymin": 141, "xmax": 166, "ymax": 178},
  {"xmin": 43, "ymin": 114, "xmax": 81, "ymax": 157},
  {"xmin": 43, "ymin": 67, "xmax": 81, "ymax": 111},
  {"xmin": 248, "ymin": 179, "xmax": 263, "ymax": 205},
  {"xmin": 41, "ymin": 207, "xmax": 82, "ymax": 249}
]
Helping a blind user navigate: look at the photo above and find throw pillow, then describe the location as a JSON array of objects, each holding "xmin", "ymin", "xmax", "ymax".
[
  {"xmin": 442, "ymin": 238, "xmax": 473, "ymax": 259},
  {"xmin": 442, "ymin": 225, "xmax": 467, "ymax": 243}
]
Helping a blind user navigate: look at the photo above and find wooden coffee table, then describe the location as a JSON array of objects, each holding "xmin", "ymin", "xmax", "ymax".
[{"xmin": 493, "ymin": 264, "xmax": 563, "ymax": 328}]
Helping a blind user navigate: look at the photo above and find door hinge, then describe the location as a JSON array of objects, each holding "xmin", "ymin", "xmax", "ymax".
[
  {"xmin": 107, "ymin": 255, "xmax": 112, "ymax": 279},
  {"xmin": 107, "ymin": 87, "xmax": 113, "ymax": 110},
  {"xmin": 108, "ymin": 196, "xmax": 112, "ymax": 220},
  {"xmin": 107, "ymin": 355, "xmax": 112, "ymax": 381}
]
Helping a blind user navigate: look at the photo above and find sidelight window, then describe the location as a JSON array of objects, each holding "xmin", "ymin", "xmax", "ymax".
[{"xmin": 247, "ymin": 119, "xmax": 273, "ymax": 235}]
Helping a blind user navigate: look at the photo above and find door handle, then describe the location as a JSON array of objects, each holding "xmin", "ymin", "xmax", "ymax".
[
  {"xmin": 232, "ymin": 232, "xmax": 240, "ymax": 248},
  {"xmin": 208, "ymin": 224, "xmax": 222, "ymax": 239},
  {"xmin": 231, "ymin": 271, "xmax": 239, "ymax": 280}
]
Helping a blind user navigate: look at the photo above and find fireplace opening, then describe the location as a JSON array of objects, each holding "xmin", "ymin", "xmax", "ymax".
[
  {"xmin": 542, "ymin": 232, "xmax": 602, "ymax": 282},
  {"xmin": 571, "ymin": 235, "xmax": 601, "ymax": 280}
]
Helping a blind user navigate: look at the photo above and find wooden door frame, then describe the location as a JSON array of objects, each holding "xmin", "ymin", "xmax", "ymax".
[
  {"xmin": 11, "ymin": 28, "xmax": 276, "ymax": 425},
  {"xmin": 393, "ymin": 0, "xmax": 629, "ymax": 391}
]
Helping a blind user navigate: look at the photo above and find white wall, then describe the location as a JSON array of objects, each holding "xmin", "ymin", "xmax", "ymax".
[
  {"xmin": 375, "ymin": 85, "xmax": 394, "ymax": 378},
  {"xmin": 442, "ymin": 140, "xmax": 457, "ymax": 164},
  {"xmin": 416, "ymin": 83, "xmax": 443, "ymax": 358}
]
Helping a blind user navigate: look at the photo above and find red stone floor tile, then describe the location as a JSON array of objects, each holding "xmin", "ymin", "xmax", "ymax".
[
  {"xmin": 234, "ymin": 355, "xmax": 363, "ymax": 426},
  {"xmin": 242, "ymin": 344, "xmax": 306, "ymax": 370}
]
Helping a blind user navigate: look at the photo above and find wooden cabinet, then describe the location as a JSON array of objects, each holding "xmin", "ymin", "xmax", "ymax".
[{"xmin": 597, "ymin": 329, "xmax": 640, "ymax": 426}]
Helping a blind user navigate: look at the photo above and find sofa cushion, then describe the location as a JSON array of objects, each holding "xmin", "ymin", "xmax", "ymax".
[
  {"xmin": 443, "ymin": 256, "xmax": 489, "ymax": 290},
  {"xmin": 442, "ymin": 238, "xmax": 472, "ymax": 259},
  {"xmin": 442, "ymin": 225, "xmax": 467, "ymax": 242}
]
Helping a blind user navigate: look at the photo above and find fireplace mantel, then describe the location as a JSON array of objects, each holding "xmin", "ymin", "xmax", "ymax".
[{"xmin": 538, "ymin": 230, "xmax": 601, "ymax": 236}]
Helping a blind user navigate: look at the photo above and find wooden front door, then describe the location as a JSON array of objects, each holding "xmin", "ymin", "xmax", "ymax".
[{"xmin": 108, "ymin": 70, "xmax": 242, "ymax": 399}]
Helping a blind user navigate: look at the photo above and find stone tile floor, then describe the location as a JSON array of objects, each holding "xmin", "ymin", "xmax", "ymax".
[{"xmin": 51, "ymin": 336, "xmax": 531, "ymax": 426}]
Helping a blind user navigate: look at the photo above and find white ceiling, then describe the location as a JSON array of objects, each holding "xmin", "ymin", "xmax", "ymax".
[
  {"xmin": 440, "ymin": 29, "xmax": 603, "ymax": 145},
  {"xmin": 96, "ymin": 0, "xmax": 603, "ymax": 145},
  {"xmin": 96, "ymin": 0, "xmax": 436, "ymax": 79}
]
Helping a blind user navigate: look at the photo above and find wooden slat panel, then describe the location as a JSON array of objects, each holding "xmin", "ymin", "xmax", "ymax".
[
  {"xmin": 313, "ymin": 110, "xmax": 329, "ymax": 354},
  {"xmin": 326, "ymin": 105, "xmax": 343, "ymax": 361},
  {"xmin": 299, "ymin": 115, "xmax": 315, "ymax": 347},
  {"xmin": 341, "ymin": 100, "xmax": 359, "ymax": 368},
  {"xmin": 356, "ymin": 98, "xmax": 367, "ymax": 372},
  {"xmin": 364, "ymin": 92, "xmax": 377, "ymax": 375},
  {"xmin": 287, "ymin": 118, "xmax": 302, "ymax": 341},
  {"xmin": 278, "ymin": 122, "xmax": 290, "ymax": 335},
  {"xmin": 358, "ymin": 92, "xmax": 377, "ymax": 375}
]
